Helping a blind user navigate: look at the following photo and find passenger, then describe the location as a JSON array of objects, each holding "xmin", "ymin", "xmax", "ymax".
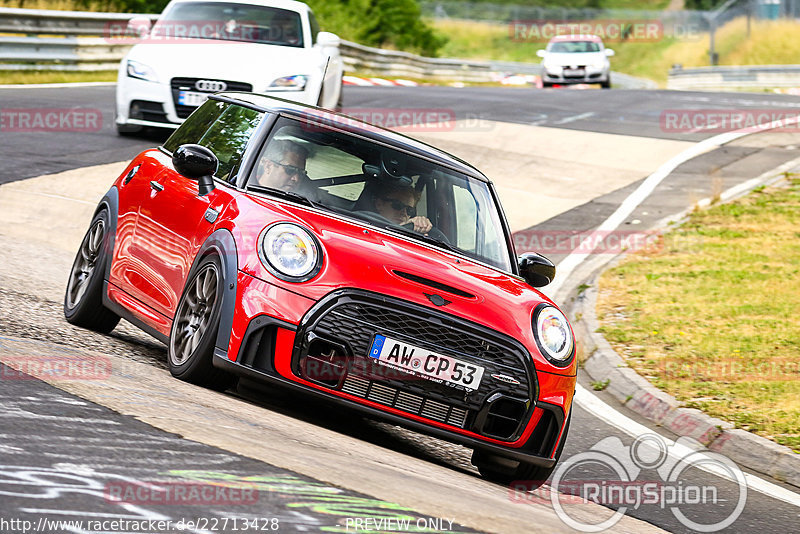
[
  {"xmin": 373, "ymin": 183, "xmax": 433, "ymax": 235},
  {"xmin": 255, "ymin": 139, "xmax": 313, "ymax": 196}
]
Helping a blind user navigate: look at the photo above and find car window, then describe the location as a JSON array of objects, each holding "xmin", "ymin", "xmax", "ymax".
[
  {"xmin": 163, "ymin": 99, "xmax": 226, "ymax": 153},
  {"xmin": 549, "ymin": 41, "xmax": 601, "ymax": 53},
  {"xmin": 196, "ymin": 105, "xmax": 264, "ymax": 181},
  {"xmin": 163, "ymin": 100, "xmax": 263, "ymax": 182},
  {"xmin": 246, "ymin": 117, "xmax": 513, "ymax": 271},
  {"xmin": 154, "ymin": 1, "xmax": 304, "ymax": 47},
  {"xmin": 309, "ymin": 11, "xmax": 320, "ymax": 45}
]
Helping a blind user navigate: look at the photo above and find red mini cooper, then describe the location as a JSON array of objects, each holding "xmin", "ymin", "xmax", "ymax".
[{"xmin": 65, "ymin": 93, "xmax": 576, "ymax": 484}]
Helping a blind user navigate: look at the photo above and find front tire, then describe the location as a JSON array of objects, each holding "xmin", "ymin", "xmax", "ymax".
[
  {"xmin": 168, "ymin": 255, "xmax": 234, "ymax": 389},
  {"xmin": 473, "ymin": 413, "xmax": 571, "ymax": 487},
  {"xmin": 64, "ymin": 210, "xmax": 120, "ymax": 333}
]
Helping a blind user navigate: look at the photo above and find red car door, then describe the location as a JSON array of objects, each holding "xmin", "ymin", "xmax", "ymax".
[
  {"xmin": 109, "ymin": 150, "xmax": 169, "ymax": 304},
  {"xmin": 123, "ymin": 101, "xmax": 264, "ymax": 328},
  {"xmin": 126, "ymin": 151, "xmax": 235, "ymax": 321}
]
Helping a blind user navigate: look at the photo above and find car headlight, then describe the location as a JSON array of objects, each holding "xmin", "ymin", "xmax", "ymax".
[
  {"xmin": 269, "ymin": 75, "xmax": 308, "ymax": 91},
  {"xmin": 533, "ymin": 304, "xmax": 574, "ymax": 366},
  {"xmin": 126, "ymin": 60, "xmax": 158, "ymax": 82},
  {"xmin": 258, "ymin": 223, "xmax": 322, "ymax": 282}
]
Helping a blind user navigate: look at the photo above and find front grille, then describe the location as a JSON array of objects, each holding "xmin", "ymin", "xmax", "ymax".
[
  {"xmin": 342, "ymin": 375, "xmax": 469, "ymax": 427},
  {"xmin": 170, "ymin": 77, "xmax": 253, "ymax": 118},
  {"xmin": 294, "ymin": 290, "xmax": 536, "ymax": 441}
]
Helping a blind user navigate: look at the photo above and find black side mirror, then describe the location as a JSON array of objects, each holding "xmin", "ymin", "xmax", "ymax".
[
  {"xmin": 173, "ymin": 144, "xmax": 218, "ymax": 196},
  {"xmin": 518, "ymin": 252, "xmax": 556, "ymax": 287}
]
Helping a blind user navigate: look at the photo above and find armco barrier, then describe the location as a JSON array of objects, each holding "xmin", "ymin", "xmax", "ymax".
[
  {"xmin": 0, "ymin": 6, "xmax": 651, "ymax": 87},
  {"xmin": 668, "ymin": 65, "xmax": 800, "ymax": 91}
]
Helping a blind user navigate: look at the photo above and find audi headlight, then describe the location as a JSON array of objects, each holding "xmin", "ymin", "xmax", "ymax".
[
  {"xmin": 126, "ymin": 60, "xmax": 158, "ymax": 82},
  {"xmin": 269, "ymin": 75, "xmax": 308, "ymax": 91},
  {"xmin": 533, "ymin": 304, "xmax": 574, "ymax": 366},
  {"xmin": 258, "ymin": 223, "xmax": 322, "ymax": 282}
]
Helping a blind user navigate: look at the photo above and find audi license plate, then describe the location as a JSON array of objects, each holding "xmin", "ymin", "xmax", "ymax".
[
  {"xmin": 368, "ymin": 334, "xmax": 484, "ymax": 390},
  {"xmin": 178, "ymin": 91, "xmax": 209, "ymax": 107}
]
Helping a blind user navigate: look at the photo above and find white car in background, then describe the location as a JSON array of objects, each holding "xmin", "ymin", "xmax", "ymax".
[
  {"xmin": 537, "ymin": 34, "xmax": 614, "ymax": 89},
  {"xmin": 115, "ymin": 0, "xmax": 343, "ymax": 134}
]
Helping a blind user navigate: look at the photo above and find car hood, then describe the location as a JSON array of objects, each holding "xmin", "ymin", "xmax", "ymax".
[
  {"xmin": 126, "ymin": 41, "xmax": 322, "ymax": 88},
  {"xmin": 542, "ymin": 52, "xmax": 606, "ymax": 66},
  {"xmin": 233, "ymin": 196, "xmax": 570, "ymax": 372}
]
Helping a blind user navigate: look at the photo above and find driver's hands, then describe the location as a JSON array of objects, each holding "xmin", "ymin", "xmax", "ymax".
[{"xmin": 408, "ymin": 216, "xmax": 433, "ymax": 234}]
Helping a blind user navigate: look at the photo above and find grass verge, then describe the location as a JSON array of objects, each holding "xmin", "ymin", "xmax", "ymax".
[
  {"xmin": 0, "ymin": 70, "xmax": 117, "ymax": 84},
  {"xmin": 596, "ymin": 176, "xmax": 800, "ymax": 452}
]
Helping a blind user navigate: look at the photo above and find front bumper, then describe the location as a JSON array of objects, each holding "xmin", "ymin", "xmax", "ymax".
[
  {"xmin": 216, "ymin": 280, "xmax": 574, "ymax": 466},
  {"xmin": 116, "ymin": 75, "xmax": 315, "ymax": 129},
  {"xmin": 542, "ymin": 67, "xmax": 609, "ymax": 85}
]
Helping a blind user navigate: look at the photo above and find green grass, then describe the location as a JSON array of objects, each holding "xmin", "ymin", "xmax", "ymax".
[
  {"xmin": 597, "ymin": 178, "xmax": 800, "ymax": 452},
  {"xmin": 0, "ymin": 70, "xmax": 117, "ymax": 84},
  {"xmin": 432, "ymin": 17, "xmax": 800, "ymax": 85}
]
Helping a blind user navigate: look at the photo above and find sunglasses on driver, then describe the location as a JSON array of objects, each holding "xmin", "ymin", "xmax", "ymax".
[{"xmin": 380, "ymin": 197, "xmax": 416, "ymax": 217}]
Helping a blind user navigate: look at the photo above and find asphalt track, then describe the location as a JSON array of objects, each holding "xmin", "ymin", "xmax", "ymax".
[{"xmin": 1, "ymin": 84, "xmax": 799, "ymax": 533}]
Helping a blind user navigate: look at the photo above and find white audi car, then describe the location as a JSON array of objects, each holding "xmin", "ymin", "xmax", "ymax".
[
  {"xmin": 537, "ymin": 34, "xmax": 613, "ymax": 89},
  {"xmin": 115, "ymin": 0, "xmax": 343, "ymax": 134}
]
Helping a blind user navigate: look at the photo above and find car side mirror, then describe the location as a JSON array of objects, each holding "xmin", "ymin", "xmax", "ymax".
[
  {"xmin": 173, "ymin": 144, "xmax": 217, "ymax": 196},
  {"xmin": 316, "ymin": 31, "xmax": 340, "ymax": 48},
  {"xmin": 605, "ymin": 48, "xmax": 615, "ymax": 57},
  {"xmin": 536, "ymin": 49, "xmax": 546, "ymax": 58},
  {"xmin": 127, "ymin": 16, "xmax": 152, "ymax": 38},
  {"xmin": 518, "ymin": 252, "xmax": 556, "ymax": 288}
]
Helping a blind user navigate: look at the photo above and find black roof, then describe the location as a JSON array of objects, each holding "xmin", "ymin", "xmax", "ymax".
[{"xmin": 214, "ymin": 91, "xmax": 489, "ymax": 182}]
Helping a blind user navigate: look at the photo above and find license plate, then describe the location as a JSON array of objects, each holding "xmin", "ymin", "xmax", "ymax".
[
  {"xmin": 178, "ymin": 91, "xmax": 209, "ymax": 106},
  {"xmin": 368, "ymin": 334, "xmax": 484, "ymax": 390},
  {"xmin": 563, "ymin": 68, "xmax": 586, "ymax": 76}
]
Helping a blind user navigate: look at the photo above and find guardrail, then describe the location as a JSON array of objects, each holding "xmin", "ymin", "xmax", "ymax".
[
  {"xmin": 0, "ymin": 6, "xmax": 651, "ymax": 88},
  {"xmin": 668, "ymin": 65, "xmax": 800, "ymax": 90}
]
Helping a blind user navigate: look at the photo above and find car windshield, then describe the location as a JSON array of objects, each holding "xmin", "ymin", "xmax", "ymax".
[
  {"xmin": 152, "ymin": 2, "xmax": 304, "ymax": 47},
  {"xmin": 549, "ymin": 41, "xmax": 601, "ymax": 53},
  {"xmin": 246, "ymin": 117, "xmax": 513, "ymax": 272}
]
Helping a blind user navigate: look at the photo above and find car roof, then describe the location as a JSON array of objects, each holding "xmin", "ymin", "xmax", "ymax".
[
  {"xmin": 548, "ymin": 34, "xmax": 603, "ymax": 43},
  {"xmin": 166, "ymin": 0, "xmax": 309, "ymax": 13},
  {"xmin": 215, "ymin": 92, "xmax": 489, "ymax": 182}
]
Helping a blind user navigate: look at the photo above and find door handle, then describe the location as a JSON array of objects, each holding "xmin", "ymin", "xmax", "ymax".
[{"xmin": 150, "ymin": 181, "xmax": 164, "ymax": 192}]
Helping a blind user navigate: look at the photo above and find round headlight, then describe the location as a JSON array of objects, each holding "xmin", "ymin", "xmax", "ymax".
[
  {"xmin": 258, "ymin": 223, "xmax": 322, "ymax": 282},
  {"xmin": 533, "ymin": 305, "xmax": 574, "ymax": 366}
]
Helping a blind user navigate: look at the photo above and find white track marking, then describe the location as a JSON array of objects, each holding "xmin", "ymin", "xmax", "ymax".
[
  {"xmin": 553, "ymin": 112, "xmax": 596, "ymax": 125},
  {"xmin": 558, "ymin": 116, "xmax": 800, "ymax": 506},
  {"xmin": 575, "ymin": 385, "xmax": 800, "ymax": 507},
  {"xmin": 549, "ymin": 113, "xmax": 800, "ymax": 297}
]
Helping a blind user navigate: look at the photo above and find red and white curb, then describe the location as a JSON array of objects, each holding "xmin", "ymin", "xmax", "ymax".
[{"xmin": 343, "ymin": 76, "xmax": 418, "ymax": 87}]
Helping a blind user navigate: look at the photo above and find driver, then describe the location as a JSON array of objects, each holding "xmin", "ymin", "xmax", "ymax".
[
  {"xmin": 373, "ymin": 183, "xmax": 433, "ymax": 235},
  {"xmin": 254, "ymin": 139, "xmax": 314, "ymax": 197}
]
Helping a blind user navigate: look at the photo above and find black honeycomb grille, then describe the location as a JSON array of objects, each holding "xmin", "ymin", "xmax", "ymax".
[
  {"xmin": 295, "ymin": 291, "xmax": 536, "ymax": 421},
  {"xmin": 170, "ymin": 77, "xmax": 253, "ymax": 118}
]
